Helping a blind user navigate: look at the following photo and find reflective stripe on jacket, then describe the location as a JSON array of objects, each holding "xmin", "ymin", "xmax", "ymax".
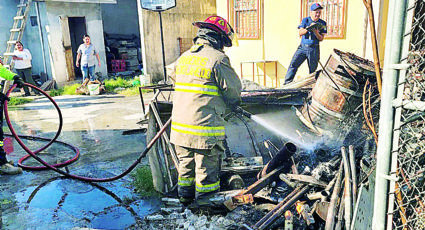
[{"xmin": 170, "ymin": 39, "xmax": 242, "ymax": 149}]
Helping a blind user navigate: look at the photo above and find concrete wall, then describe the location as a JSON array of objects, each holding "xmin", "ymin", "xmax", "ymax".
[
  {"xmin": 44, "ymin": 1, "xmax": 107, "ymax": 83},
  {"xmin": 0, "ymin": 0, "xmax": 19, "ymax": 58},
  {"xmin": 141, "ymin": 0, "xmax": 216, "ymax": 83},
  {"xmin": 217, "ymin": 0, "xmax": 390, "ymax": 87},
  {"xmin": 22, "ymin": 3, "xmax": 46, "ymax": 78},
  {"xmin": 101, "ymin": 0, "xmax": 139, "ymax": 36}
]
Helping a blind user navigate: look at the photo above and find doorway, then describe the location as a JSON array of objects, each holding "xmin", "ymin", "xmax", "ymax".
[{"xmin": 68, "ymin": 17, "xmax": 87, "ymax": 80}]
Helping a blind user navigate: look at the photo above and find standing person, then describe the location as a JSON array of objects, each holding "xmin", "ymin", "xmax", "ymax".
[
  {"xmin": 13, "ymin": 41, "xmax": 37, "ymax": 96},
  {"xmin": 0, "ymin": 63, "xmax": 25, "ymax": 174},
  {"xmin": 284, "ymin": 3, "xmax": 327, "ymax": 85},
  {"xmin": 170, "ymin": 16, "xmax": 242, "ymax": 205},
  {"xmin": 76, "ymin": 35, "xmax": 101, "ymax": 82}
]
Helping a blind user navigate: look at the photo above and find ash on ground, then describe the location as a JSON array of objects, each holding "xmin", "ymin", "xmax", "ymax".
[
  {"xmin": 241, "ymin": 79, "xmax": 269, "ymax": 91},
  {"xmin": 133, "ymin": 203, "xmax": 284, "ymax": 230}
]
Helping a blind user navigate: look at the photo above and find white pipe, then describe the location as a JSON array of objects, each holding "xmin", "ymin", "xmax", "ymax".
[
  {"xmin": 136, "ymin": 0, "xmax": 147, "ymax": 76},
  {"xmin": 35, "ymin": 1, "xmax": 47, "ymax": 77}
]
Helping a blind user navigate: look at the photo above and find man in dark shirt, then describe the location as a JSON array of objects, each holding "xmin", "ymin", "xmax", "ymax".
[{"xmin": 284, "ymin": 3, "xmax": 327, "ymax": 84}]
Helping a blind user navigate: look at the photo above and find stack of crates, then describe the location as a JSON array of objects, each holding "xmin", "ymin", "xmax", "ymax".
[{"xmin": 111, "ymin": 59, "xmax": 126, "ymax": 72}]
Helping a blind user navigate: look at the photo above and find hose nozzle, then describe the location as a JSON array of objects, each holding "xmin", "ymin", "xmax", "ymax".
[{"xmin": 233, "ymin": 106, "xmax": 252, "ymax": 119}]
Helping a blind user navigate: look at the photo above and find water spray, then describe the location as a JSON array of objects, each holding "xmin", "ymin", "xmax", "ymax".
[{"xmin": 233, "ymin": 106, "xmax": 315, "ymax": 150}]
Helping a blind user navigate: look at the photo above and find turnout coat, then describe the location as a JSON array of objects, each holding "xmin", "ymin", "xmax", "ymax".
[{"xmin": 170, "ymin": 39, "xmax": 241, "ymax": 150}]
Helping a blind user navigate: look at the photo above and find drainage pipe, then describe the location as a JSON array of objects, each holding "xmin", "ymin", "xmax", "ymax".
[
  {"xmin": 372, "ymin": 0, "xmax": 408, "ymax": 229},
  {"xmin": 35, "ymin": 2, "xmax": 47, "ymax": 76}
]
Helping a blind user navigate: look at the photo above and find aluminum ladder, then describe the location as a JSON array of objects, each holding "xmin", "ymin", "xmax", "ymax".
[{"xmin": 3, "ymin": 0, "xmax": 33, "ymax": 70}]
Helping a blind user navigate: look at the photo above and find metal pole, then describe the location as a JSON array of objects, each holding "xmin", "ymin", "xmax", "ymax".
[
  {"xmin": 159, "ymin": 11, "xmax": 167, "ymax": 83},
  {"xmin": 362, "ymin": 0, "xmax": 383, "ymax": 96},
  {"xmin": 372, "ymin": 0, "xmax": 407, "ymax": 229}
]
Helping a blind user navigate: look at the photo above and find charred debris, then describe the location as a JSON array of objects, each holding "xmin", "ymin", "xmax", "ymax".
[{"xmin": 139, "ymin": 49, "xmax": 380, "ymax": 230}]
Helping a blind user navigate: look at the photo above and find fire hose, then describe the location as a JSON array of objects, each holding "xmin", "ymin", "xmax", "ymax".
[{"xmin": 4, "ymin": 83, "xmax": 171, "ymax": 182}]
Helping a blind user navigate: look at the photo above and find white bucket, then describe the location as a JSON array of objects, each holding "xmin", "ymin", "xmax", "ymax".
[
  {"xmin": 140, "ymin": 75, "xmax": 150, "ymax": 86},
  {"xmin": 88, "ymin": 84, "xmax": 100, "ymax": 95}
]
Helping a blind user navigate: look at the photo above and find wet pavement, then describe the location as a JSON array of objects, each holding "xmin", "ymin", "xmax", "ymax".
[{"xmin": 0, "ymin": 93, "xmax": 160, "ymax": 229}]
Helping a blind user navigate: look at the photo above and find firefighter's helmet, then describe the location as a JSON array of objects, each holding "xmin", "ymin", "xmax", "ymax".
[{"xmin": 193, "ymin": 16, "xmax": 235, "ymax": 47}]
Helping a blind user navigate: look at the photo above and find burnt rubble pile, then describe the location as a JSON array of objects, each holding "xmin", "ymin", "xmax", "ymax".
[
  {"xmin": 140, "ymin": 139, "xmax": 377, "ymax": 230},
  {"xmin": 141, "ymin": 49, "xmax": 380, "ymax": 229}
]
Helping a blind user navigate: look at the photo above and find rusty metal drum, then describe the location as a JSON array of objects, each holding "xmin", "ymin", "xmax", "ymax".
[{"xmin": 300, "ymin": 50, "xmax": 375, "ymax": 133}]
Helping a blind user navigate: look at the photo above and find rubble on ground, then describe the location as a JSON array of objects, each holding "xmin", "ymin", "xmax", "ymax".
[
  {"xmin": 75, "ymin": 78, "xmax": 105, "ymax": 95},
  {"xmin": 241, "ymin": 79, "xmax": 269, "ymax": 91}
]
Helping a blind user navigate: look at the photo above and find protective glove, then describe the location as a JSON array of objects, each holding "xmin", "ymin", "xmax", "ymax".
[
  {"xmin": 13, "ymin": 75, "xmax": 25, "ymax": 88},
  {"xmin": 0, "ymin": 92, "xmax": 9, "ymax": 102}
]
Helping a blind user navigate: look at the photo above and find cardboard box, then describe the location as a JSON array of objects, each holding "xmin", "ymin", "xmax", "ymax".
[
  {"xmin": 119, "ymin": 53, "xmax": 129, "ymax": 60},
  {"xmin": 127, "ymin": 48, "xmax": 138, "ymax": 56},
  {"xmin": 126, "ymin": 59, "xmax": 139, "ymax": 67},
  {"xmin": 118, "ymin": 47, "xmax": 128, "ymax": 53}
]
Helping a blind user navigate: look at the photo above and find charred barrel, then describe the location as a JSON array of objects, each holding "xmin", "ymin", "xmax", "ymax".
[{"xmin": 300, "ymin": 49, "xmax": 376, "ymax": 133}]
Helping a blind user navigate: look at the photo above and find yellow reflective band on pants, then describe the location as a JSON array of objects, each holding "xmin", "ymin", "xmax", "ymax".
[
  {"xmin": 171, "ymin": 122, "xmax": 225, "ymax": 137},
  {"xmin": 0, "ymin": 141, "xmax": 3, "ymax": 147},
  {"xmin": 178, "ymin": 177, "xmax": 195, "ymax": 187},
  {"xmin": 175, "ymin": 82, "xmax": 219, "ymax": 96},
  {"xmin": 196, "ymin": 181, "xmax": 220, "ymax": 193}
]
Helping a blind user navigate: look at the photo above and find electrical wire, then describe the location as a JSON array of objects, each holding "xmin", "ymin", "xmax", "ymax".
[{"xmin": 362, "ymin": 79, "xmax": 378, "ymax": 145}]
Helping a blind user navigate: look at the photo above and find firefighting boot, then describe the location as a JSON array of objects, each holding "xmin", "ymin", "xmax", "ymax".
[{"xmin": 179, "ymin": 196, "xmax": 194, "ymax": 206}]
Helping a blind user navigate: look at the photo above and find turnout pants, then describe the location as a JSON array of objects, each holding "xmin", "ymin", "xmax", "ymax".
[{"xmin": 176, "ymin": 143, "xmax": 223, "ymax": 199}]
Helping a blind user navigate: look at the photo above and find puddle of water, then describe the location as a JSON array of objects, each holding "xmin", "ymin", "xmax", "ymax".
[{"xmin": 0, "ymin": 129, "xmax": 161, "ymax": 230}]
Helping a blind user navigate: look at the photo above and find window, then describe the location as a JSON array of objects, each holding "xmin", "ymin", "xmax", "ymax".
[
  {"xmin": 302, "ymin": 0, "xmax": 347, "ymax": 38},
  {"xmin": 30, "ymin": 16, "xmax": 38, "ymax": 27},
  {"xmin": 229, "ymin": 0, "xmax": 261, "ymax": 39}
]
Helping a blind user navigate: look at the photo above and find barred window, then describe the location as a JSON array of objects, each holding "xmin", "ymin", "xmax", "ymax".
[
  {"xmin": 302, "ymin": 0, "xmax": 347, "ymax": 38},
  {"xmin": 229, "ymin": 0, "xmax": 261, "ymax": 39}
]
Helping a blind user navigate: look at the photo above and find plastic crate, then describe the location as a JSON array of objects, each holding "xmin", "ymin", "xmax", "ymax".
[{"xmin": 111, "ymin": 59, "xmax": 126, "ymax": 72}]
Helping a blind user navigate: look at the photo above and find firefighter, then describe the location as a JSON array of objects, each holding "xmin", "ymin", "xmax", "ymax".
[
  {"xmin": 170, "ymin": 16, "xmax": 242, "ymax": 205},
  {"xmin": 0, "ymin": 63, "xmax": 25, "ymax": 174}
]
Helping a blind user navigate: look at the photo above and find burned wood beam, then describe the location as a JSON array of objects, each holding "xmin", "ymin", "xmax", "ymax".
[
  {"xmin": 224, "ymin": 166, "xmax": 286, "ymax": 211},
  {"xmin": 253, "ymin": 185, "xmax": 311, "ymax": 230},
  {"xmin": 284, "ymin": 174, "xmax": 328, "ymax": 188},
  {"xmin": 325, "ymin": 161, "xmax": 344, "ymax": 230},
  {"xmin": 240, "ymin": 166, "xmax": 284, "ymax": 196}
]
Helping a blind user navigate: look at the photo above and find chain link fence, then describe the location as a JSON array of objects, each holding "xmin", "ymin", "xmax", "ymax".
[{"xmin": 392, "ymin": 0, "xmax": 425, "ymax": 229}]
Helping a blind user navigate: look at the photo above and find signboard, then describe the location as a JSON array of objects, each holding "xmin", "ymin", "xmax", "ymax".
[{"xmin": 140, "ymin": 0, "xmax": 176, "ymax": 11}]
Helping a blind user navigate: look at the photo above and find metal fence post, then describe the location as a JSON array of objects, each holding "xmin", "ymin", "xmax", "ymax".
[{"xmin": 372, "ymin": 0, "xmax": 408, "ymax": 229}]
